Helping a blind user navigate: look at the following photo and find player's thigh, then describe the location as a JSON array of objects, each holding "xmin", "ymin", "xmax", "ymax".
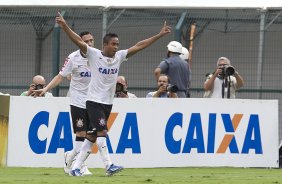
[
  {"xmin": 86, "ymin": 101, "xmax": 112, "ymax": 132},
  {"xmin": 70, "ymin": 105, "xmax": 88, "ymax": 134}
]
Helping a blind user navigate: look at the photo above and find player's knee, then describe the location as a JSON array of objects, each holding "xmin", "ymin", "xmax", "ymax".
[
  {"xmin": 86, "ymin": 130, "xmax": 97, "ymax": 143},
  {"xmin": 86, "ymin": 134, "xmax": 96, "ymax": 143},
  {"xmin": 76, "ymin": 131, "xmax": 86, "ymax": 137},
  {"xmin": 97, "ymin": 130, "xmax": 107, "ymax": 137},
  {"xmin": 75, "ymin": 136, "xmax": 85, "ymax": 142}
]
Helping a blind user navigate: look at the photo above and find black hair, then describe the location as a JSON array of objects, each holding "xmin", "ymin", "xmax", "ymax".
[
  {"xmin": 159, "ymin": 74, "xmax": 170, "ymax": 83},
  {"xmin": 103, "ymin": 33, "xmax": 118, "ymax": 44},
  {"xmin": 79, "ymin": 31, "xmax": 92, "ymax": 38}
]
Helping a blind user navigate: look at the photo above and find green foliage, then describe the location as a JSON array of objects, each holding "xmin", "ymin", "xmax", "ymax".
[{"xmin": 0, "ymin": 167, "xmax": 281, "ymax": 184}]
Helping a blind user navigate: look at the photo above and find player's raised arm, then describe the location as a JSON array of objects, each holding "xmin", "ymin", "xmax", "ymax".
[
  {"xmin": 55, "ymin": 12, "xmax": 87, "ymax": 54},
  {"xmin": 127, "ymin": 21, "xmax": 171, "ymax": 58}
]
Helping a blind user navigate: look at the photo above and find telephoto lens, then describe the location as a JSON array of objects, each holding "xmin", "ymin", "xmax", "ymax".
[
  {"xmin": 223, "ymin": 66, "xmax": 235, "ymax": 76},
  {"xmin": 167, "ymin": 84, "xmax": 178, "ymax": 93}
]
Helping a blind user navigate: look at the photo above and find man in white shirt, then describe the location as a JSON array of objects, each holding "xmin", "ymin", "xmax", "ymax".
[
  {"xmin": 204, "ymin": 57, "xmax": 244, "ymax": 99},
  {"xmin": 56, "ymin": 12, "xmax": 171, "ymax": 176}
]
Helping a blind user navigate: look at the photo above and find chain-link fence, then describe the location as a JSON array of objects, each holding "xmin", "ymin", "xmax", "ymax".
[{"xmin": 0, "ymin": 7, "xmax": 281, "ymax": 139}]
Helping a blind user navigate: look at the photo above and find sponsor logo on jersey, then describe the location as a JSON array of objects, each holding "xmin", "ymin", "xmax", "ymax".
[
  {"xmin": 80, "ymin": 71, "xmax": 91, "ymax": 77},
  {"xmin": 98, "ymin": 67, "xmax": 118, "ymax": 75}
]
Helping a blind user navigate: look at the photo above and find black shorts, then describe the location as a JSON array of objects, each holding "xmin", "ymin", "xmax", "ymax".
[
  {"xmin": 70, "ymin": 105, "xmax": 88, "ymax": 133},
  {"xmin": 86, "ymin": 101, "xmax": 112, "ymax": 133}
]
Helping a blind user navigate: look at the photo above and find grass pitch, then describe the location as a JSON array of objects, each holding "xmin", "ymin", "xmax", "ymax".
[{"xmin": 0, "ymin": 167, "xmax": 281, "ymax": 184}]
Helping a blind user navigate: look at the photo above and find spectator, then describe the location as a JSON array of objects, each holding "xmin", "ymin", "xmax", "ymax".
[
  {"xmin": 204, "ymin": 57, "xmax": 244, "ymax": 98},
  {"xmin": 20, "ymin": 75, "xmax": 53, "ymax": 97},
  {"xmin": 154, "ymin": 41, "xmax": 190, "ymax": 98},
  {"xmin": 179, "ymin": 46, "xmax": 191, "ymax": 97},
  {"xmin": 115, "ymin": 76, "xmax": 137, "ymax": 98},
  {"xmin": 146, "ymin": 74, "xmax": 178, "ymax": 98}
]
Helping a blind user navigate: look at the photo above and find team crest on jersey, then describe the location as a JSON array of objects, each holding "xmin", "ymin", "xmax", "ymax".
[
  {"xmin": 98, "ymin": 118, "xmax": 106, "ymax": 127},
  {"xmin": 107, "ymin": 58, "xmax": 113, "ymax": 63},
  {"xmin": 76, "ymin": 118, "xmax": 84, "ymax": 128}
]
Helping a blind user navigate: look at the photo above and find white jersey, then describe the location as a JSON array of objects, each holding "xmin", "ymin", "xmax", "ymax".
[
  {"xmin": 86, "ymin": 46, "xmax": 128, "ymax": 105},
  {"xmin": 59, "ymin": 50, "xmax": 91, "ymax": 108},
  {"xmin": 204, "ymin": 74, "xmax": 237, "ymax": 99}
]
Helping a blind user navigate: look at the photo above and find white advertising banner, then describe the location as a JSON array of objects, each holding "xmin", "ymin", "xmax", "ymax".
[{"xmin": 7, "ymin": 96, "xmax": 279, "ymax": 168}]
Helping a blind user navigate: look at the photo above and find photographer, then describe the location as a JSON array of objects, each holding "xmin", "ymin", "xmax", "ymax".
[
  {"xmin": 146, "ymin": 74, "xmax": 178, "ymax": 98},
  {"xmin": 115, "ymin": 76, "xmax": 137, "ymax": 98},
  {"xmin": 204, "ymin": 57, "xmax": 244, "ymax": 99},
  {"xmin": 20, "ymin": 75, "xmax": 53, "ymax": 97}
]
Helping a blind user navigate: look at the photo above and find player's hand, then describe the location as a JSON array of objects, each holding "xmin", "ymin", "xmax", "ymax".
[
  {"xmin": 116, "ymin": 91, "xmax": 128, "ymax": 98},
  {"xmin": 55, "ymin": 12, "xmax": 66, "ymax": 27},
  {"xmin": 33, "ymin": 88, "xmax": 47, "ymax": 97},
  {"xmin": 159, "ymin": 21, "xmax": 171, "ymax": 36}
]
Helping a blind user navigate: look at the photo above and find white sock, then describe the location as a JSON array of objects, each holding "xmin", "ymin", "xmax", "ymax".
[
  {"xmin": 72, "ymin": 139, "xmax": 93, "ymax": 170},
  {"xmin": 67, "ymin": 140, "xmax": 83, "ymax": 163},
  {"xmin": 96, "ymin": 137, "xmax": 112, "ymax": 170}
]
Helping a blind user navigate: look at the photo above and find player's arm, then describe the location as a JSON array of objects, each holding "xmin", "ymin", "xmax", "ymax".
[
  {"xmin": 55, "ymin": 12, "xmax": 87, "ymax": 54},
  {"xmin": 35, "ymin": 74, "xmax": 64, "ymax": 97},
  {"xmin": 126, "ymin": 21, "xmax": 171, "ymax": 58}
]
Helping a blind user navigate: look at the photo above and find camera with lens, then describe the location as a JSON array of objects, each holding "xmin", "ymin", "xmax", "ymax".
[
  {"xmin": 115, "ymin": 82, "xmax": 128, "ymax": 95},
  {"xmin": 34, "ymin": 84, "xmax": 44, "ymax": 90},
  {"xmin": 166, "ymin": 84, "xmax": 178, "ymax": 93},
  {"xmin": 221, "ymin": 65, "xmax": 235, "ymax": 76}
]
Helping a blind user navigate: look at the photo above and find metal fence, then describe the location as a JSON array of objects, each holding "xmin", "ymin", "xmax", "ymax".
[{"xmin": 0, "ymin": 7, "xmax": 281, "ymax": 140}]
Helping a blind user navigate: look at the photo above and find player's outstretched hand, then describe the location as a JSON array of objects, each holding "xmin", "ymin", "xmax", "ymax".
[
  {"xmin": 159, "ymin": 21, "xmax": 171, "ymax": 36},
  {"xmin": 55, "ymin": 12, "xmax": 66, "ymax": 27}
]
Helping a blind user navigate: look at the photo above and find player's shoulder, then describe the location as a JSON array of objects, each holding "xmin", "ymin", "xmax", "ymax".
[
  {"xmin": 116, "ymin": 49, "xmax": 128, "ymax": 59},
  {"xmin": 68, "ymin": 50, "xmax": 81, "ymax": 58},
  {"xmin": 88, "ymin": 47, "xmax": 101, "ymax": 53}
]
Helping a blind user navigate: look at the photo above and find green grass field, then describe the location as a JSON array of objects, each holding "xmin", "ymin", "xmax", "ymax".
[{"xmin": 0, "ymin": 167, "xmax": 281, "ymax": 184}]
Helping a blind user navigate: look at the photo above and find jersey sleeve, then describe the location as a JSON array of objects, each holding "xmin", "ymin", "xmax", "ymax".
[
  {"xmin": 86, "ymin": 45, "xmax": 101, "ymax": 63},
  {"xmin": 118, "ymin": 49, "xmax": 128, "ymax": 64},
  {"xmin": 59, "ymin": 56, "xmax": 73, "ymax": 77}
]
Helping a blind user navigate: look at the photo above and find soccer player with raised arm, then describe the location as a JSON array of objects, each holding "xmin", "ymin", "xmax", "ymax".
[{"xmin": 56, "ymin": 12, "xmax": 171, "ymax": 176}]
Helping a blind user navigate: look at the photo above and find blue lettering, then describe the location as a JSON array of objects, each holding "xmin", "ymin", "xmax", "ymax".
[
  {"xmin": 242, "ymin": 114, "xmax": 263, "ymax": 154},
  {"xmin": 183, "ymin": 113, "xmax": 205, "ymax": 153},
  {"xmin": 98, "ymin": 67, "xmax": 118, "ymax": 75},
  {"xmin": 207, "ymin": 113, "xmax": 216, "ymax": 153},
  {"xmin": 102, "ymin": 68, "xmax": 107, "ymax": 74},
  {"xmin": 47, "ymin": 112, "xmax": 73, "ymax": 153},
  {"xmin": 106, "ymin": 135, "xmax": 113, "ymax": 153},
  {"xmin": 116, "ymin": 113, "xmax": 141, "ymax": 153},
  {"xmin": 165, "ymin": 113, "xmax": 182, "ymax": 154},
  {"xmin": 28, "ymin": 111, "xmax": 49, "ymax": 154},
  {"xmin": 80, "ymin": 72, "xmax": 91, "ymax": 77},
  {"xmin": 28, "ymin": 111, "xmax": 73, "ymax": 154}
]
